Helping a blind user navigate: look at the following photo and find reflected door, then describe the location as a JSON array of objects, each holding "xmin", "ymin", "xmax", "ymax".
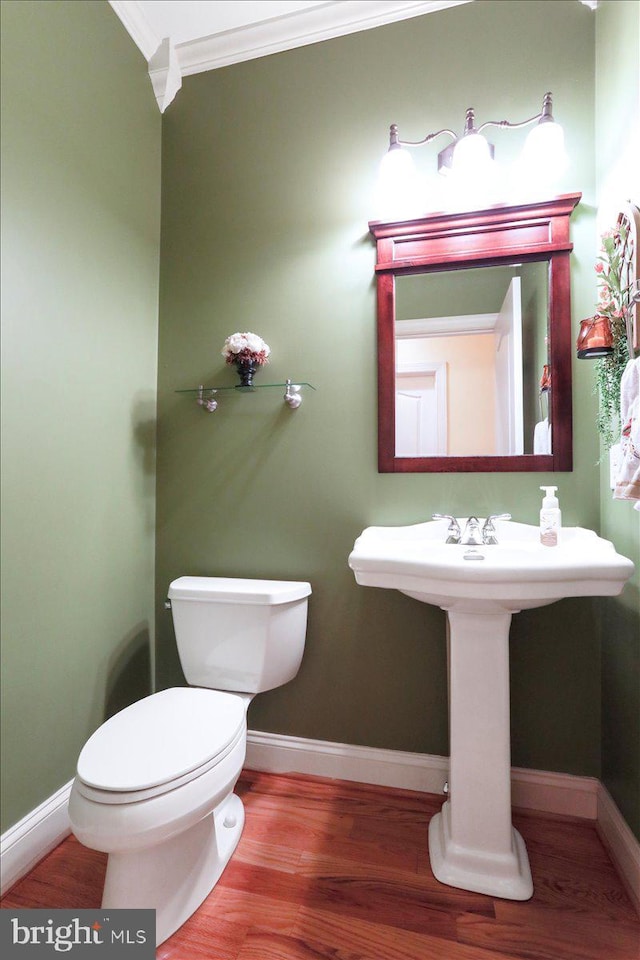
[
  {"xmin": 494, "ymin": 277, "xmax": 524, "ymax": 455},
  {"xmin": 395, "ymin": 363, "xmax": 447, "ymax": 456}
]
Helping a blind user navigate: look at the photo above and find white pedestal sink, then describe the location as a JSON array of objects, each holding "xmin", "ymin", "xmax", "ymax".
[{"xmin": 348, "ymin": 518, "xmax": 634, "ymax": 900}]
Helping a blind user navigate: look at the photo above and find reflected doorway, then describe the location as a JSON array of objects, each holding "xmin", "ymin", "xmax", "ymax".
[{"xmin": 395, "ymin": 361, "xmax": 447, "ymax": 456}]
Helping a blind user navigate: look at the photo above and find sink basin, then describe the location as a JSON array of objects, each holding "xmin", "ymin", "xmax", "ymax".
[
  {"xmin": 348, "ymin": 518, "xmax": 634, "ymax": 612},
  {"xmin": 348, "ymin": 518, "xmax": 634, "ymax": 901}
]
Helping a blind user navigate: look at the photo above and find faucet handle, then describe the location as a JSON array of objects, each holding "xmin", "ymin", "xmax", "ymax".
[
  {"xmin": 432, "ymin": 514, "xmax": 461, "ymax": 544},
  {"xmin": 482, "ymin": 513, "xmax": 512, "ymax": 545}
]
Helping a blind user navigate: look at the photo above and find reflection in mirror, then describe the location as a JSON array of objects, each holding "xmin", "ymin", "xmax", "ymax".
[{"xmin": 394, "ymin": 262, "xmax": 548, "ymax": 457}]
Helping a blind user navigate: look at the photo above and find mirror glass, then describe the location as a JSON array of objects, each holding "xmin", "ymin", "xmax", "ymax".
[{"xmin": 394, "ymin": 262, "xmax": 549, "ymax": 457}]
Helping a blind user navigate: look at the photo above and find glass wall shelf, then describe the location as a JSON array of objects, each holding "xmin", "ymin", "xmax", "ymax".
[{"xmin": 177, "ymin": 380, "xmax": 314, "ymax": 412}]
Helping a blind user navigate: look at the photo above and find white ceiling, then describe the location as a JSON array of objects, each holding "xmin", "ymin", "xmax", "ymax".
[
  {"xmin": 136, "ymin": 1, "xmax": 333, "ymax": 48},
  {"xmin": 110, "ymin": 1, "xmax": 468, "ymax": 72}
]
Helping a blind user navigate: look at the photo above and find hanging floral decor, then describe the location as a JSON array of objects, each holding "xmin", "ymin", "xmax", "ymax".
[{"xmin": 592, "ymin": 222, "xmax": 633, "ymax": 450}]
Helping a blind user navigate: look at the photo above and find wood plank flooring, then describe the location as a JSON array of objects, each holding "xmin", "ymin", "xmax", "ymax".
[{"xmin": 2, "ymin": 769, "xmax": 639, "ymax": 959}]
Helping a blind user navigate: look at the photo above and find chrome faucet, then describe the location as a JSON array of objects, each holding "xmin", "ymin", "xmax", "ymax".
[
  {"xmin": 461, "ymin": 517, "xmax": 484, "ymax": 545},
  {"xmin": 431, "ymin": 514, "xmax": 461, "ymax": 544},
  {"xmin": 433, "ymin": 513, "xmax": 512, "ymax": 545}
]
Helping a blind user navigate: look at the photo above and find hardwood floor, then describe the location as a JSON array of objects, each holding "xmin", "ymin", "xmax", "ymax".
[{"xmin": 2, "ymin": 769, "xmax": 639, "ymax": 959}]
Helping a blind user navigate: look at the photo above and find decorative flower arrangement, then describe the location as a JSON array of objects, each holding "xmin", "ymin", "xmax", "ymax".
[
  {"xmin": 221, "ymin": 332, "xmax": 270, "ymax": 387},
  {"xmin": 221, "ymin": 331, "xmax": 271, "ymax": 366},
  {"xmin": 592, "ymin": 222, "xmax": 632, "ymax": 450}
]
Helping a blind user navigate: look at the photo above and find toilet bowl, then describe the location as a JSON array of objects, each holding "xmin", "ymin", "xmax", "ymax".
[{"xmin": 68, "ymin": 577, "xmax": 311, "ymax": 946}]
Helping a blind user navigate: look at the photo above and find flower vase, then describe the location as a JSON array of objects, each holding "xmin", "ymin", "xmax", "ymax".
[{"xmin": 234, "ymin": 358, "xmax": 258, "ymax": 388}]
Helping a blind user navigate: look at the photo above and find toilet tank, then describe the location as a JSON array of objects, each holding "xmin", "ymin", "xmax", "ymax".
[{"xmin": 167, "ymin": 577, "xmax": 311, "ymax": 693}]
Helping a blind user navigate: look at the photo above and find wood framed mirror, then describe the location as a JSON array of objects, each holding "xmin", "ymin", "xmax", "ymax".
[{"xmin": 370, "ymin": 193, "xmax": 581, "ymax": 472}]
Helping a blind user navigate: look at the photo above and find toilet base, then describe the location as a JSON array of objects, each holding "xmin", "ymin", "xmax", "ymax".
[{"xmin": 102, "ymin": 792, "xmax": 245, "ymax": 946}]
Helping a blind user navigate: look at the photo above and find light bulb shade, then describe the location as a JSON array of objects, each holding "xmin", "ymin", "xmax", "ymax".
[
  {"xmin": 375, "ymin": 146, "xmax": 421, "ymax": 220},
  {"xmin": 451, "ymin": 132, "xmax": 493, "ymax": 176},
  {"xmin": 576, "ymin": 315, "xmax": 614, "ymax": 358},
  {"xmin": 522, "ymin": 120, "xmax": 568, "ymax": 180},
  {"xmin": 447, "ymin": 133, "xmax": 498, "ymax": 210},
  {"xmin": 379, "ymin": 145, "xmax": 415, "ymax": 178}
]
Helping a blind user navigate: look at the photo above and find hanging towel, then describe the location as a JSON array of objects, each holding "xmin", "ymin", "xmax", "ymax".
[
  {"xmin": 613, "ymin": 357, "xmax": 640, "ymax": 509},
  {"xmin": 534, "ymin": 418, "xmax": 551, "ymax": 454}
]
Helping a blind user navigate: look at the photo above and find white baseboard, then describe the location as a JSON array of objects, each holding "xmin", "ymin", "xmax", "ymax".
[
  {"xmin": 596, "ymin": 782, "xmax": 640, "ymax": 915},
  {"xmin": 510, "ymin": 764, "xmax": 599, "ymax": 820},
  {"xmin": 246, "ymin": 730, "xmax": 599, "ymax": 818},
  {"xmin": 246, "ymin": 730, "xmax": 450, "ymax": 795},
  {"xmin": 1, "ymin": 735, "xmax": 637, "ymax": 917},
  {"xmin": 0, "ymin": 780, "xmax": 72, "ymax": 897}
]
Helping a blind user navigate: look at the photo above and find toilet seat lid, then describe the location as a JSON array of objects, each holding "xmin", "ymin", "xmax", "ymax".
[{"xmin": 76, "ymin": 688, "xmax": 245, "ymax": 793}]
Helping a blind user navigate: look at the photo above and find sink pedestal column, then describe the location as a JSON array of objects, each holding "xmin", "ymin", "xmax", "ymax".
[{"xmin": 428, "ymin": 608, "xmax": 533, "ymax": 900}]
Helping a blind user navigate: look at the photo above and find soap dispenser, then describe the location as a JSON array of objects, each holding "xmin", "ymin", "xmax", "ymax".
[{"xmin": 539, "ymin": 486, "xmax": 561, "ymax": 546}]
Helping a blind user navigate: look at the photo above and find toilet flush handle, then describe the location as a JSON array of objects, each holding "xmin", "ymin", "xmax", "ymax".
[{"xmin": 164, "ymin": 600, "xmax": 172, "ymax": 610}]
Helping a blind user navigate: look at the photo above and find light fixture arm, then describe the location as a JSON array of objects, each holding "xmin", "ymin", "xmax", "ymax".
[
  {"xmin": 389, "ymin": 94, "xmax": 555, "ymax": 152},
  {"xmin": 389, "ymin": 122, "xmax": 457, "ymax": 149},
  {"xmin": 476, "ymin": 92, "xmax": 556, "ymax": 134}
]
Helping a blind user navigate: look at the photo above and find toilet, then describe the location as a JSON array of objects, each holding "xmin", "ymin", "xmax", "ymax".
[{"xmin": 68, "ymin": 576, "xmax": 311, "ymax": 946}]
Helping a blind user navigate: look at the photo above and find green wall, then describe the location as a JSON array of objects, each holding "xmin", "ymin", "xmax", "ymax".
[
  {"xmin": 156, "ymin": 1, "xmax": 605, "ymax": 783},
  {"xmin": 596, "ymin": 0, "xmax": 640, "ymax": 838},
  {"xmin": 0, "ymin": 0, "xmax": 161, "ymax": 832},
  {"xmin": 1, "ymin": 0, "xmax": 637, "ymax": 849}
]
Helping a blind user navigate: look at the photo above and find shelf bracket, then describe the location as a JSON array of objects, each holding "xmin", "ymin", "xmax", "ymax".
[
  {"xmin": 284, "ymin": 379, "xmax": 303, "ymax": 409},
  {"xmin": 194, "ymin": 379, "xmax": 308, "ymax": 412},
  {"xmin": 196, "ymin": 385, "xmax": 218, "ymax": 412}
]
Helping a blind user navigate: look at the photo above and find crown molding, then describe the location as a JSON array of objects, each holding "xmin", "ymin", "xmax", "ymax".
[
  {"xmin": 109, "ymin": 0, "xmax": 469, "ymax": 113},
  {"xmin": 177, "ymin": 1, "xmax": 469, "ymax": 77},
  {"xmin": 109, "ymin": 0, "xmax": 162, "ymax": 61},
  {"xmin": 148, "ymin": 37, "xmax": 182, "ymax": 113},
  {"xmin": 396, "ymin": 313, "xmax": 498, "ymax": 338}
]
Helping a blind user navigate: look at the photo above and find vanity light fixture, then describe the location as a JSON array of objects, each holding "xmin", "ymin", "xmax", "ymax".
[{"xmin": 378, "ymin": 92, "xmax": 568, "ymax": 217}]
